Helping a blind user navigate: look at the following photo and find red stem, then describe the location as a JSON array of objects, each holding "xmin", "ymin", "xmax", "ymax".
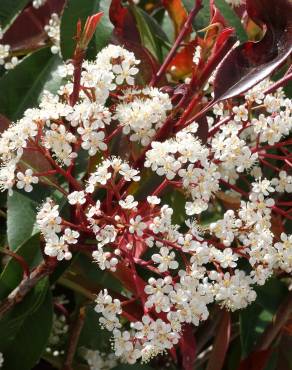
[
  {"xmin": 150, "ymin": 0, "xmax": 203, "ymax": 86},
  {"xmin": 0, "ymin": 248, "xmax": 30, "ymax": 278}
]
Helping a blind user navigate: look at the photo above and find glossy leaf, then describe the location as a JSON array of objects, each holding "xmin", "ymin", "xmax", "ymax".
[
  {"xmin": 109, "ymin": 0, "xmax": 140, "ymax": 44},
  {"xmin": 1, "ymin": 287, "xmax": 53, "ymax": 370},
  {"xmin": 7, "ymin": 191, "xmax": 38, "ymax": 251},
  {"xmin": 0, "ymin": 0, "xmax": 30, "ymax": 31},
  {"xmin": 162, "ymin": 0, "xmax": 188, "ymax": 37},
  {"xmin": 213, "ymin": 0, "xmax": 292, "ymax": 102},
  {"xmin": 61, "ymin": 0, "xmax": 113, "ymax": 61},
  {"xmin": 240, "ymin": 304, "xmax": 265, "ymax": 357},
  {"xmin": 206, "ymin": 310, "xmax": 231, "ymax": 370},
  {"xmin": 168, "ymin": 41, "xmax": 196, "ymax": 80},
  {"xmin": 60, "ymin": 253, "xmax": 122, "ymax": 298},
  {"xmin": 0, "ymin": 278, "xmax": 48, "ymax": 347},
  {"xmin": 182, "ymin": 0, "xmax": 210, "ymax": 30},
  {"xmin": 214, "ymin": 0, "xmax": 247, "ymax": 42},
  {"xmin": 0, "ymin": 47, "xmax": 60, "ymax": 120},
  {"xmin": 2, "ymin": 0, "xmax": 65, "ymax": 53},
  {"xmin": 238, "ymin": 349, "xmax": 272, "ymax": 370},
  {"xmin": 0, "ymin": 233, "xmax": 42, "ymax": 299},
  {"xmin": 240, "ymin": 279, "xmax": 288, "ymax": 357},
  {"xmin": 179, "ymin": 324, "xmax": 196, "ymax": 370},
  {"xmin": 130, "ymin": 5, "xmax": 165, "ymax": 62},
  {"xmin": 91, "ymin": 0, "xmax": 114, "ymax": 59},
  {"xmin": 0, "ymin": 114, "xmax": 10, "ymax": 132},
  {"xmin": 78, "ymin": 306, "xmax": 111, "ymax": 350}
]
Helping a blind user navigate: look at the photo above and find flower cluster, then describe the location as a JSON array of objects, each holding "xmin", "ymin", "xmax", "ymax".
[
  {"xmin": 32, "ymin": 0, "xmax": 47, "ymax": 8},
  {"xmin": 45, "ymin": 313, "xmax": 68, "ymax": 357},
  {"xmin": 0, "ymin": 27, "xmax": 18, "ymax": 70},
  {"xmin": 36, "ymin": 199, "xmax": 79, "ymax": 260},
  {"xmin": 0, "ymin": 43, "xmax": 291, "ymax": 365},
  {"xmin": 84, "ymin": 349, "xmax": 119, "ymax": 370},
  {"xmin": 44, "ymin": 13, "xmax": 61, "ymax": 55}
]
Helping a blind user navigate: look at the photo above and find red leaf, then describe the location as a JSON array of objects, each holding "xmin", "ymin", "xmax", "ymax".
[
  {"xmin": 179, "ymin": 324, "xmax": 196, "ymax": 370},
  {"xmin": 206, "ymin": 310, "xmax": 231, "ymax": 370},
  {"xmin": 162, "ymin": 0, "xmax": 188, "ymax": 37},
  {"xmin": 0, "ymin": 114, "xmax": 10, "ymax": 133},
  {"xmin": 112, "ymin": 262, "xmax": 146, "ymax": 299},
  {"xmin": 168, "ymin": 41, "xmax": 196, "ymax": 80},
  {"xmin": 109, "ymin": 0, "xmax": 140, "ymax": 44},
  {"xmin": 210, "ymin": 0, "xmax": 228, "ymax": 28},
  {"xmin": 119, "ymin": 40, "xmax": 161, "ymax": 84},
  {"xmin": 81, "ymin": 12, "xmax": 104, "ymax": 48},
  {"xmin": 213, "ymin": 0, "xmax": 292, "ymax": 102},
  {"xmin": 2, "ymin": 0, "xmax": 65, "ymax": 53},
  {"xmin": 238, "ymin": 349, "xmax": 272, "ymax": 370}
]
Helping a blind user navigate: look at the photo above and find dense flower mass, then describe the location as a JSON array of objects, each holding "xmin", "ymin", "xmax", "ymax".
[{"xmin": 0, "ymin": 41, "xmax": 291, "ymax": 365}]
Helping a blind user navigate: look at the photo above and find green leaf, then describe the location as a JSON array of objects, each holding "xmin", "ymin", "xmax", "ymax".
[
  {"xmin": 182, "ymin": 0, "xmax": 210, "ymax": 30},
  {"xmin": 0, "ymin": 233, "xmax": 42, "ymax": 299},
  {"xmin": 0, "ymin": 48, "xmax": 60, "ymax": 121},
  {"xmin": 60, "ymin": 0, "xmax": 113, "ymax": 61},
  {"xmin": 182, "ymin": 0, "xmax": 247, "ymax": 42},
  {"xmin": 240, "ymin": 279, "xmax": 288, "ymax": 358},
  {"xmin": 78, "ymin": 306, "xmax": 111, "ymax": 351},
  {"xmin": 162, "ymin": 189, "xmax": 186, "ymax": 226},
  {"xmin": 7, "ymin": 191, "xmax": 37, "ymax": 251},
  {"xmin": 1, "ymin": 287, "xmax": 53, "ymax": 370},
  {"xmin": 0, "ymin": 278, "xmax": 49, "ymax": 348},
  {"xmin": 255, "ymin": 278, "xmax": 287, "ymax": 312},
  {"xmin": 214, "ymin": 0, "xmax": 247, "ymax": 42},
  {"xmin": 60, "ymin": 253, "xmax": 122, "ymax": 299},
  {"xmin": 0, "ymin": 0, "xmax": 31, "ymax": 31},
  {"xmin": 240, "ymin": 303, "xmax": 263, "ymax": 357},
  {"xmin": 130, "ymin": 5, "xmax": 165, "ymax": 62},
  {"xmin": 90, "ymin": 0, "xmax": 114, "ymax": 59}
]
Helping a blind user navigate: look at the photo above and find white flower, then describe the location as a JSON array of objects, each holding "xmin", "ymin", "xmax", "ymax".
[
  {"xmin": 0, "ymin": 352, "xmax": 3, "ymax": 367},
  {"xmin": 119, "ymin": 195, "xmax": 138, "ymax": 209},
  {"xmin": 95, "ymin": 290, "xmax": 122, "ymax": 330},
  {"xmin": 274, "ymin": 233, "xmax": 292, "ymax": 273},
  {"xmin": 85, "ymin": 349, "xmax": 118, "ymax": 370},
  {"xmin": 44, "ymin": 13, "xmax": 60, "ymax": 54},
  {"xmin": 16, "ymin": 169, "xmax": 39, "ymax": 192},
  {"xmin": 152, "ymin": 247, "xmax": 179, "ymax": 272},
  {"xmin": 119, "ymin": 164, "xmax": 140, "ymax": 182},
  {"xmin": 252, "ymin": 179, "xmax": 274, "ymax": 195},
  {"xmin": 86, "ymin": 201, "xmax": 102, "ymax": 218},
  {"xmin": 129, "ymin": 216, "xmax": 146, "ymax": 236},
  {"xmin": 86, "ymin": 162, "xmax": 112, "ymax": 192},
  {"xmin": 80, "ymin": 130, "xmax": 107, "ymax": 155},
  {"xmin": 63, "ymin": 228, "xmax": 79, "ymax": 244},
  {"xmin": 37, "ymin": 199, "xmax": 62, "ymax": 236},
  {"xmin": 4, "ymin": 56, "xmax": 19, "ymax": 70},
  {"xmin": 96, "ymin": 225, "xmax": 117, "ymax": 247},
  {"xmin": 112, "ymin": 329, "xmax": 133, "ymax": 357},
  {"xmin": 44, "ymin": 235, "xmax": 72, "ymax": 261},
  {"xmin": 112, "ymin": 60, "xmax": 139, "ymax": 85},
  {"xmin": 0, "ymin": 44, "xmax": 10, "ymax": 65},
  {"xmin": 92, "ymin": 248, "xmax": 118, "ymax": 271},
  {"xmin": 68, "ymin": 191, "xmax": 86, "ymax": 205},
  {"xmin": 32, "ymin": 0, "xmax": 47, "ymax": 8},
  {"xmin": 193, "ymin": 45, "xmax": 201, "ymax": 65},
  {"xmin": 233, "ymin": 105, "xmax": 248, "ymax": 122},
  {"xmin": 147, "ymin": 196, "xmax": 161, "ymax": 205},
  {"xmin": 271, "ymin": 171, "xmax": 292, "ymax": 193},
  {"xmin": 212, "ymin": 248, "xmax": 238, "ymax": 268}
]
